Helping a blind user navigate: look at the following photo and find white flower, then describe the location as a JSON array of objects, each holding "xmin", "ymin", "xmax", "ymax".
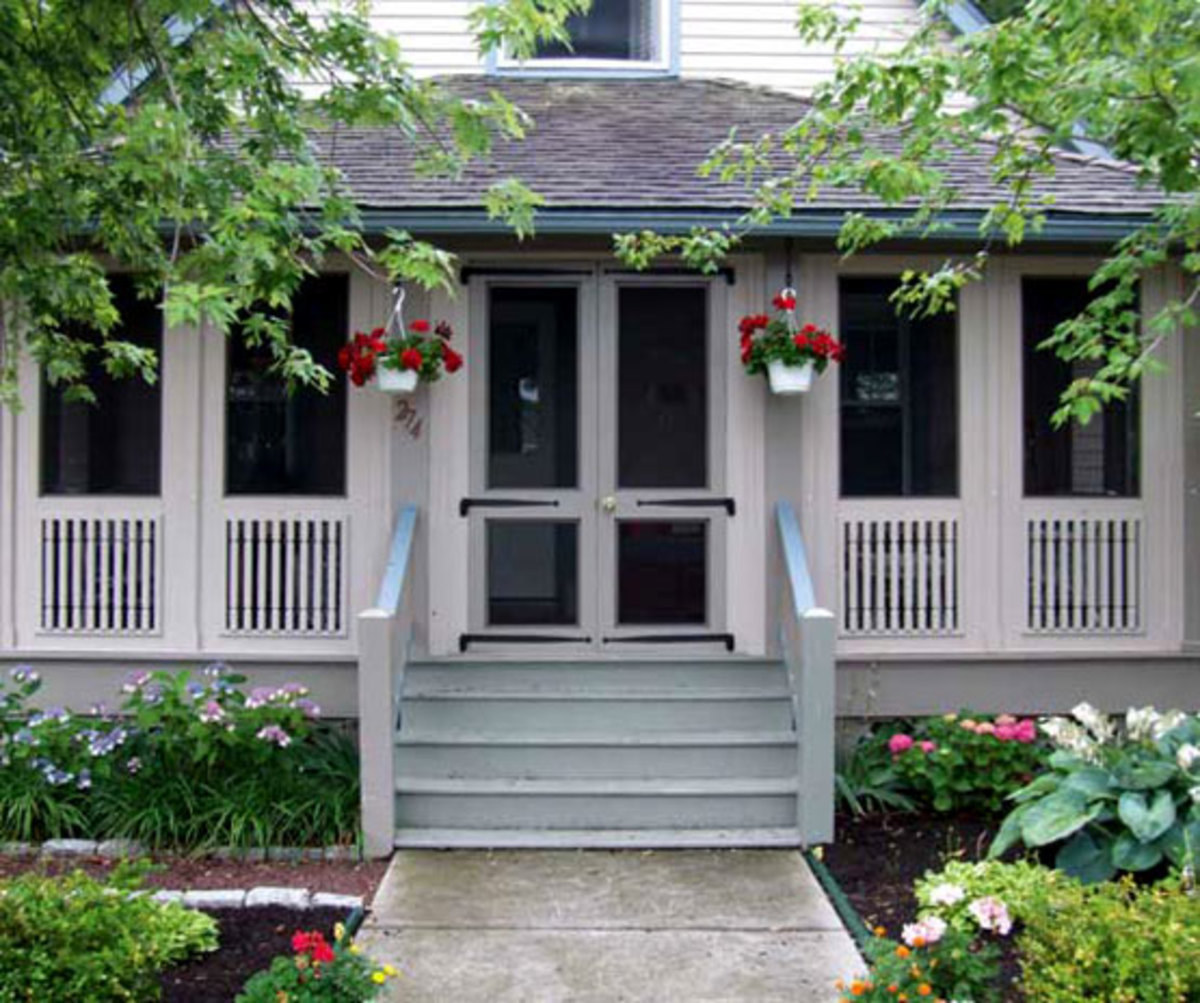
[
  {"xmin": 1040, "ymin": 717, "xmax": 1100, "ymax": 762},
  {"xmin": 901, "ymin": 916, "xmax": 947, "ymax": 947},
  {"xmin": 1178, "ymin": 744, "xmax": 1200, "ymax": 772},
  {"xmin": 1071, "ymin": 702, "xmax": 1115, "ymax": 743},
  {"xmin": 1190, "ymin": 785, "xmax": 1200, "ymax": 805},
  {"xmin": 1151, "ymin": 709, "xmax": 1189, "ymax": 740},
  {"xmin": 1125, "ymin": 706, "xmax": 1161, "ymax": 742},
  {"xmin": 968, "ymin": 896, "xmax": 1013, "ymax": 936},
  {"xmin": 927, "ymin": 883, "xmax": 966, "ymax": 907}
]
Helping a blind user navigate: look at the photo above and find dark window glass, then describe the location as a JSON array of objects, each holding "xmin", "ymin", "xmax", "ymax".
[
  {"xmin": 226, "ymin": 275, "xmax": 348, "ymax": 496},
  {"xmin": 617, "ymin": 520, "xmax": 707, "ymax": 625},
  {"xmin": 1023, "ymin": 278, "xmax": 1139, "ymax": 497},
  {"xmin": 839, "ymin": 278, "xmax": 958, "ymax": 497},
  {"xmin": 487, "ymin": 520, "xmax": 579, "ymax": 626},
  {"xmin": 488, "ymin": 287, "xmax": 579, "ymax": 490},
  {"xmin": 536, "ymin": 0, "xmax": 658, "ymax": 60},
  {"xmin": 618, "ymin": 285, "xmax": 708, "ymax": 489},
  {"xmin": 41, "ymin": 276, "xmax": 162, "ymax": 495}
]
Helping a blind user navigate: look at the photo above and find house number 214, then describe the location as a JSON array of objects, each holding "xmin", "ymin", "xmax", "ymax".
[{"xmin": 393, "ymin": 399, "xmax": 423, "ymax": 440}]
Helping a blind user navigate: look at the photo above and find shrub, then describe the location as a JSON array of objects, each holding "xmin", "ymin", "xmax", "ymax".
[
  {"xmin": 238, "ymin": 923, "xmax": 400, "ymax": 1002},
  {"xmin": 883, "ymin": 711, "xmax": 1048, "ymax": 813},
  {"xmin": 0, "ymin": 865, "xmax": 217, "ymax": 1002},
  {"xmin": 0, "ymin": 663, "xmax": 359, "ymax": 849},
  {"xmin": 990, "ymin": 703, "xmax": 1200, "ymax": 882},
  {"xmin": 835, "ymin": 730, "xmax": 916, "ymax": 817},
  {"xmin": 914, "ymin": 858, "xmax": 1068, "ymax": 933},
  {"xmin": 1018, "ymin": 875, "xmax": 1200, "ymax": 1002}
]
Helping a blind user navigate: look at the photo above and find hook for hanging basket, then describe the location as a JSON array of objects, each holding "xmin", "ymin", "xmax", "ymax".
[{"xmin": 386, "ymin": 285, "xmax": 407, "ymax": 340}]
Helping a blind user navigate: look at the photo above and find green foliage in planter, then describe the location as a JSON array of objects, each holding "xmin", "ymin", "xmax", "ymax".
[
  {"xmin": 1017, "ymin": 875, "xmax": 1200, "ymax": 1003},
  {"xmin": 0, "ymin": 664, "xmax": 359, "ymax": 849},
  {"xmin": 0, "ymin": 864, "xmax": 217, "ymax": 1002},
  {"xmin": 238, "ymin": 925, "xmax": 399, "ymax": 1003},
  {"xmin": 990, "ymin": 704, "xmax": 1200, "ymax": 882}
]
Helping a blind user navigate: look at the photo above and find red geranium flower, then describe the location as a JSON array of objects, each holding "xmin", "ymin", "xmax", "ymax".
[
  {"xmin": 443, "ymin": 347, "xmax": 464, "ymax": 373},
  {"xmin": 772, "ymin": 293, "xmax": 797, "ymax": 312},
  {"xmin": 410, "ymin": 319, "xmax": 430, "ymax": 333},
  {"xmin": 400, "ymin": 348, "xmax": 423, "ymax": 371}
]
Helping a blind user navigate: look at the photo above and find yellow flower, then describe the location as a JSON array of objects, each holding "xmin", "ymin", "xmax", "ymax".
[
  {"xmin": 372, "ymin": 971, "xmax": 387, "ymax": 984},
  {"xmin": 350, "ymin": 945, "xmax": 362, "ymax": 956},
  {"xmin": 943, "ymin": 712, "xmax": 957, "ymax": 722},
  {"xmin": 383, "ymin": 964, "xmax": 399, "ymax": 977},
  {"xmin": 334, "ymin": 922, "xmax": 346, "ymax": 943}
]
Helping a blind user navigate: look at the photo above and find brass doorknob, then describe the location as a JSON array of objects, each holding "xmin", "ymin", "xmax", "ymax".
[{"xmin": 600, "ymin": 495, "xmax": 617, "ymax": 514}]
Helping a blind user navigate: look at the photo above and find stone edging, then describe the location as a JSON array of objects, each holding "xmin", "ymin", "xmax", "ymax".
[
  {"xmin": 152, "ymin": 887, "xmax": 364, "ymax": 911},
  {"xmin": 0, "ymin": 839, "xmax": 362, "ymax": 862}
]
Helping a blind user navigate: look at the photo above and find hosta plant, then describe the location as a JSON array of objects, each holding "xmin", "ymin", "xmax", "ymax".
[{"xmin": 989, "ymin": 703, "xmax": 1200, "ymax": 883}]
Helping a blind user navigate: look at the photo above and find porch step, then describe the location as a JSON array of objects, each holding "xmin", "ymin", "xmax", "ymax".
[
  {"xmin": 394, "ymin": 777, "xmax": 798, "ymax": 830},
  {"xmin": 393, "ymin": 658, "xmax": 799, "ymax": 844},
  {"xmin": 395, "ymin": 730, "xmax": 797, "ymax": 779},
  {"xmin": 391, "ymin": 827, "xmax": 805, "ymax": 849}
]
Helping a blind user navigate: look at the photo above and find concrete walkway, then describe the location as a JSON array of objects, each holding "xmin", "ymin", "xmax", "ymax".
[{"xmin": 359, "ymin": 850, "xmax": 863, "ymax": 1002}]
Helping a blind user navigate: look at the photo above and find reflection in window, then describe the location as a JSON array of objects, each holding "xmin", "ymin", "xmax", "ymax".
[
  {"xmin": 618, "ymin": 521, "xmax": 707, "ymax": 625},
  {"xmin": 1023, "ymin": 277, "xmax": 1139, "ymax": 497},
  {"xmin": 487, "ymin": 520, "xmax": 579, "ymax": 626},
  {"xmin": 536, "ymin": 0, "xmax": 661, "ymax": 61},
  {"xmin": 839, "ymin": 278, "xmax": 958, "ymax": 497},
  {"xmin": 41, "ymin": 276, "xmax": 162, "ymax": 496},
  {"xmin": 488, "ymin": 287, "xmax": 578, "ymax": 490},
  {"xmin": 226, "ymin": 275, "xmax": 348, "ymax": 496}
]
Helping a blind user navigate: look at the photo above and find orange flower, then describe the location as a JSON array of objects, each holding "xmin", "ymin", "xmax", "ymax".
[
  {"xmin": 888, "ymin": 985, "xmax": 899, "ymax": 994},
  {"xmin": 912, "ymin": 936, "xmax": 927, "ymax": 948},
  {"xmin": 918, "ymin": 985, "xmax": 933, "ymax": 998},
  {"xmin": 874, "ymin": 926, "xmax": 887, "ymax": 937},
  {"xmin": 835, "ymin": 980, "xmax": 845, "ymax": 991},
  {"xmin": 850, "ymin": 981, "xmax": 867, "ymax": 997},
  {"xmin": 895, "ymin": 946, "xmax": 910, "ymax": 959}
]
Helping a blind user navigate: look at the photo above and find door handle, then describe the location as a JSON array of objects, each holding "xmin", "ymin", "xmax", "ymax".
[{"xmin": 600, "ymin": 495, "xmax": 617, "ymax": 514}]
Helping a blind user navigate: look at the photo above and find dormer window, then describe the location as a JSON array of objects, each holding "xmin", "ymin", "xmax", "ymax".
[{"xmin": 497, "ymin": 0, "xmax": 674, "ymax": 74}]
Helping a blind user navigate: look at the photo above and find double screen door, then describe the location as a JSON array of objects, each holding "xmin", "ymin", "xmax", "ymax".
[{"xmin": 463, "ymin": 273, "xmax": 732, "ymax": 653}]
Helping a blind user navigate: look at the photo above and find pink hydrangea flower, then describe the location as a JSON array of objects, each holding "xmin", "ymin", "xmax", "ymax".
[
  {"xmin": 975, "ymin": 721, "xmax": 996, "ymax": 735},
  {"xmin": 995, "ymin": 714, "xmax": 1017, "ymax": 726},
  {"xmin": 901, "ymin": 916, "xmax": 947, "ymax": 947},
  {"xmin": 1014, "ymin": 719, "xmax": 1038, "ymax": 744},
  {"xmin": 968, "ymin": 896, "xmax": 1013, "ymax": 936},
  {"xmin": 919, "ymin": 740, "xmax": 937, "ymax": 754},
  {"xmin": 994, "ymin": 724, "xmax": 1017, "ymax": 742},
  {"xmin": 959, "ymin": 719, "xmax": 978, "ymax": 732},
  {"xmin": 888, "ymin": 733, "xmax": 915, "ymax": 754}
]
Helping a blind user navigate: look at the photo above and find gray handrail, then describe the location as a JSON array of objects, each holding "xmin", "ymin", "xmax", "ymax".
[
  {"xmin": 358, "ymin": 505, "xmax": 419, "ymax": 858},
  {"xmin": 776, "ymin": 502, "xmax": 836, "ymax": 845}
]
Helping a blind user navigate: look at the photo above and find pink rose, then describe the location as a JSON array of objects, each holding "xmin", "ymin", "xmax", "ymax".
[
  {"xmin": 1015, "ymin": 719, "xmax": 1037, "ymax": 744},
  {"xmin": 888, "ymin": 733, "xmax": 915, "ymax": 754},
  {"xmin": 994, "ymin": 724, "xmax": 1017, "ymax": 742},
  {"xmin": 919, "ymin": 740, "xmax": 937, "ymax": 754}
]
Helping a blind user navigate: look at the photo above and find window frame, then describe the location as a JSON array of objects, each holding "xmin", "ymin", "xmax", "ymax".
[
  {"xmin": 492, "ymin": 0, "xmax": 678, "ymax": 76},
  {"xmin": 837, "ymin": 276, "xmax": 961, "ymax": 500}
]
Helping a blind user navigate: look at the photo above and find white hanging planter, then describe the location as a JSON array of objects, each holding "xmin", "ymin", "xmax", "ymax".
[
  {"xmin": 376, "ymin": 367, "xmax": 419, "ymax": 394},
  {"xmin": 767, "ymin": 359, "xmax": 815, "ymax": 395}
]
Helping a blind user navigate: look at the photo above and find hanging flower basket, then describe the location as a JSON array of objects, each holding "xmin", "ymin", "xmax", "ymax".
[
  {"xmin": 739, "ymin": 290, "xmax": 844, "ymax": 395},
  {"xmin": 337, "ymin": 288, "xmax": 462, "ymax": 394}
]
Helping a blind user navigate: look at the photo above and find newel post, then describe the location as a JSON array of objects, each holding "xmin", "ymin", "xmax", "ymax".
[
  {"xmin": 357, "ymin": 608, "xmax": 395, "ymax": 858},
  {"xmin": 798, "ymin": 607, "xmax": 837, "ymax": 845}
]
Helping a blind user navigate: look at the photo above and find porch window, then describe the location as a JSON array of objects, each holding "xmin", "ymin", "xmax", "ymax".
[
  {"xmin": 40, "ymin": 275, "xmax": 162, "ymax": 496},
  {"xmin": 225, "ymin": 275, "xmax": 348, "ymax": 496},
  {"xmin": 839, "ymin": 278, "xmax": 958, "ymax": 497},
  {"xmin": 1022, "ymin": 277, "xmax": 1139, "ymax": 497},
  {"xmin": 507, "ymin": 0, "xmax": 671, "ymax": 69}
]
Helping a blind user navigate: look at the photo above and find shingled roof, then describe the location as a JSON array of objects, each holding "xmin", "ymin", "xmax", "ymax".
[{"xmin": 318, "ymin": 76, "xmax": 1156, "ymax": 224}]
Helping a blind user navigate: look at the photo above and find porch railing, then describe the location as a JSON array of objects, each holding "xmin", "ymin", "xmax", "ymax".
[
  {"xmin": 357, "ymin": 505, "xmax": 418, "ymax": 858},
  {"xmin": 777, "ymin": 502, "xmax": 836, "ymax": 844}
]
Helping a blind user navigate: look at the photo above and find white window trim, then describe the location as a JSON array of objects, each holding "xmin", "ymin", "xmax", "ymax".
[{"xmin": 494, "ymin": 0, "xmax": 675, "ymax": 75}]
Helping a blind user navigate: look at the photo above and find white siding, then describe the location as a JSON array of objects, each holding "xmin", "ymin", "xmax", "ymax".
[{"xmin": 364, "ymin": 0, "xmax": 925, "ymax": 92}]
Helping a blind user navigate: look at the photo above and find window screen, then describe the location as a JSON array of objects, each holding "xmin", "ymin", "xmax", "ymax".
[
  {"xmin": 839, "ymin": 278, "xmax": 958, "ymax": 497},
  {"xmin": 1022, "ymin": 277, "xmax": 1139, "ymax": 497},
  {"xmin": 225, "ymin": 275, "xmax": 349, "ymax": 496},
  {"xmin": 536, "ymin": 0, "xmax": 659, "ymax": 61},
  {"xmin": 41, "ymin": 276, "xmax": 162, "ymax": 496}
]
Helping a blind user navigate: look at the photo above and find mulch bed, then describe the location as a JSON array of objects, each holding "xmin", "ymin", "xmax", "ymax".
[
  {"xmin": 0, "ymin": 854, "xmax": 388, "ymax": 899},
  {"xmin": 823, "ymin": 812, "xmax": 1025, "ymax": 1002},
  {"xmin": 160, "ymin": 906, "xmax": 348, "ymax": 1003}
]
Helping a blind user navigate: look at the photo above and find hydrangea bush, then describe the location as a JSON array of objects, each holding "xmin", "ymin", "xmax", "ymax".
[
  {"xmin": 0, "ymin": 664, "xmax": 358, "ymax": 848},
  {"xmin": 990, "ymin": 703, "xmax": 1200, "ymax": 882}
]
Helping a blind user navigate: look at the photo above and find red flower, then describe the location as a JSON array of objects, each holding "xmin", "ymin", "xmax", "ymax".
[
  {"xmin": 772, "ymin": 293, "xmax": 797, "ymax": 312},
  {"xmin": 400, "ymin": 348, "xmax": 423, "ymax": 371},
  {"xmin": 740, "ymin": 343, "xmax": 753, "ymax": 365},
  {"xmin": 443, "ymin": 347, "xmax": 464, "ymax": 373},
  {"xmin": 738, "ymin": 313, "xmax": 769, "ymax": 336},
  {"xmin": 337, "ymin": 346, "xmax": 352, "ymax": 372},
  {"xmin": 370, "ymin": 327, "xmax": 386, "ymax": 340},
  {"xmin": 740, "ymin": 331, "xmax": 752, "ymax": 350},
  {"xmin": 410, "ymin": 319, "xmax": 430, "ymax": 333},
  {"xmin": 312, "ymin": 940, "xmax": 335, "ymax": 964},
  {"xmin": 793, "ymin": 333, "xmax": 810, "ymax": 351}
]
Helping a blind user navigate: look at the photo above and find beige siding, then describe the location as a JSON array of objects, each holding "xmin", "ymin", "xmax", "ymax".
[{"xmin": 364, "ymin": 0, "xmax": 925, "ymax": 91}]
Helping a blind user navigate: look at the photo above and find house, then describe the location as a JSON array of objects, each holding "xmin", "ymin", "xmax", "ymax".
[{"xmin": 1, "ymin": 0, "xmax": 1196, "ymax": 857}]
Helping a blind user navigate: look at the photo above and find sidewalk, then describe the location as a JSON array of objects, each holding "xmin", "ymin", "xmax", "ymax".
[{"xmin": 359, "ymin": 849, "xmax": 863, "ymax": 1002}]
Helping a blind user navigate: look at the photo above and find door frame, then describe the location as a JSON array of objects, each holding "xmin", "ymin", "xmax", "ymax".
[{"xmin": 426, "ymin": 254, "xmax": 768, "ymax": 659}]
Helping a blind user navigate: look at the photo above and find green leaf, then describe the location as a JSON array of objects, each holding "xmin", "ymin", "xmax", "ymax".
[
  {"xmin": 1114, "ymin": 760, "xmax": 1178, "ymax": 791},
  {"xmin": 1161, "ymin": 817, "xmax": 1200, "ymax": 868},
  {"xmin": 988, "ymin": 802, "xmax": 1031, "ymax": 859},
  {"xmin": 1020, "ymin": 790, "xmax": 1103, "ymax": 848},
  {"xmin": 1111, "ymin": 831, "xmax": 1164, "ymax": 872},
  {"xmin": 1061, "ymin": 768, "xmax": 1115, "ymax": 799},
  {"xmin": 1055, "ymin": 830, "xmax": 1117, "ymax": 885},
  {"xmin": 1118, "ymin": 789, "xmax": 1176, "ymax": 843},
  {"xmin": 1010, "ymin": 772, "xmax": 1062, "ymax": 803}
]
